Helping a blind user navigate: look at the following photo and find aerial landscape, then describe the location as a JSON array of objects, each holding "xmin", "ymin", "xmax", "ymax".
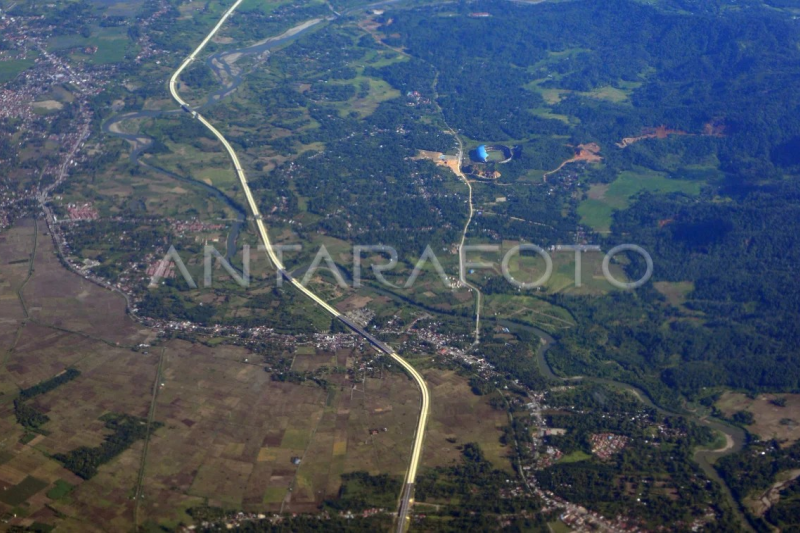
[{"xmin": 1, "ymin": 0, "xmax": 800, "ymax": 531}]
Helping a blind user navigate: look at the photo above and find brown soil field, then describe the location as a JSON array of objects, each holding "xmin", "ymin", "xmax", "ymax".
[
  {"xmin": 716, "ymin": 391, "xmax": 800, "ymax": 446},
  {"xmin": 414, "ymin": 150, "xmax": 461, "ymax": 176},
  {"xmin": 587, "ymin": 183, "xmax": 609, "ymax": 200},
  {"xmin": 0, "ymin": 220, "xmax": 509, "ymax": 529},
  {"xmin": 614, "ymin": 124, "xmax": 725, "ymax": 148},
  {"xmin": 421, "ymin": 369, "xmax": 512, "ymax": 472},
  {"xmin": 18, "ymin": 222, "xmax": 153, "ymax": 347},
  {"xmin": 32, "ymin": 100, "xmax": 64, "ymax": 111},
  {"xmin": 336, "ymin": 294, "xmax": 373, "ymax": 312}
]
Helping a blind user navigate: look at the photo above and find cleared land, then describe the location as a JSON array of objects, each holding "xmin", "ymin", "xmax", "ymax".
[
  {"xmin": 716, "ymin": 392, "xmax": 800, "ymax": 446},
  {"xmin": 654, "ymin": 281, "xmax": 695, "ymax": 310},
  {"xmin": 420, "ymin": 369, "xmax": 512, "ymax": 473}
]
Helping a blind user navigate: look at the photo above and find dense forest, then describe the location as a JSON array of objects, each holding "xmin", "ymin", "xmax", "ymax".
[
  {"xmin": 388, "ymin": 0, "xmax": 800, "ymax": 171},
  {"xmin": 368, "ymin": 0, "xmax": 800, "ymax": 403},
  {"xmin": 14, "ymin": 369, "xmax": 81, "ymax": 431}
]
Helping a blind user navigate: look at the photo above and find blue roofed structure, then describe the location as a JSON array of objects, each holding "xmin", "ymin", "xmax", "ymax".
[{"xmin": 477, "ymin": 145, "xmax": 488, "ymax": 162}]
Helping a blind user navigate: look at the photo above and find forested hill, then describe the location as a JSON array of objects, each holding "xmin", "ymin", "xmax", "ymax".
[
  {"xmin": 378, "ymin": 0, "xmax": 800, "ymax": 404},
  {"xmin": 386, "ymin": 0, "xmax": 800, "ymax": 178}
]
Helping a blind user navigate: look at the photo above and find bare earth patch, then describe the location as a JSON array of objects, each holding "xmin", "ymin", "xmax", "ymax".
[
  {"xmin": 544, "ymin": 143, "xmax": 603, "ymax": 180},
  {"xmin": 32, "ymin": 100, "xmax": 64, "ymax": 111},
  {"xmin": 413, "ymin": 150, "xmax": 461, "ymax": 176},
  {"xmin": 744, "ymin": 469, "xmax": 800, "ymax": 517}
]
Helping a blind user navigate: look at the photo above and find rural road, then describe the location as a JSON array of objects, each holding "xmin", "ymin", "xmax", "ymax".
[
  {"xmin": 453, "ymin": 135, "xmax": 482, "ymax": 345},
  {"xmin": 168, "ymin": 3, "xmax": 430, "ymax": 530}
]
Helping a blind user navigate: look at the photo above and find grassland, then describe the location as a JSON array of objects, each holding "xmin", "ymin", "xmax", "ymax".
[
  {"xmin": 421, "ymin": 369, "xmax": 513, "ymax": 473},
  {"xmin": 578, "ymin": 169, "xmax": 704, "ymax": 232},
  {"xmin": 341, "ymin": 76, "xmax": 400, "ymax": 119},
  {"xmin": 558, "ymin": 450, "xmax": 591, "ymax": 464},
  {"xmin": 654, "ymin": 281, "xmax": 695, "ymax": 310},
  {"xmin": 0, "ymin": 58, "xmax": 36, "ymax": 83},
  {"xmin": 89, "ymin": 37, "xmax": 130, "ymax": 65},
  {"xmin": 483, "ymin": 294, "xmax": 575, "ymax": 333},
  {"xmin": 46, "ymin": 27, "xmax": 131, "ymax": 65},
  {"xmin": 491, "ymin": 240, "xmax": 628, "ymax": 296},
  {"xmin": 715, "ymin": 392, "xmax": 800, "ymax": 446},
  {"xmin": 238, "ymin": 0, "xmax": 325, "ymax": 14},
  {"xmin": 45, "ymin": 479, "xmax": 75, "ymax": 500}
]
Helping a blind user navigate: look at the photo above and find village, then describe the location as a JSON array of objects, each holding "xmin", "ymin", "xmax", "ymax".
[{"xmin": 0, "ymin": 3, "xmax": 723, "ymax": 532}]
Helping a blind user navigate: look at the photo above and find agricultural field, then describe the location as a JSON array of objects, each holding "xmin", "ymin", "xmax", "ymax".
[
  {"xmin": 420, "ymin": 369, "xmax": 512, "ymax": 473},
  {"xmin": 482, "ymin": 240, "xmax": 629, "ymax": 296},
  {"xmin": 0, "ymin": 216, "xmax": 507, "ymax": 530}
]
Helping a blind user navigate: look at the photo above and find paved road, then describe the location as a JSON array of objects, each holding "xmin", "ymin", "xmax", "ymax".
[{"xmin": 168, "ymin": 4, "xmax": 429, "ymax": 529}]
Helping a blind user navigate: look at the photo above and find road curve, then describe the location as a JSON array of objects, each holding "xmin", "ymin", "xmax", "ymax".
[{"xmin": 168, "ymin": 3, "xmax": 429, "ymax": 528}]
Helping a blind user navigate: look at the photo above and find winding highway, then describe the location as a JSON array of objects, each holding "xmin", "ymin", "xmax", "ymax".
[{"xmin": 168, "ymin": 3, "xmax": 429, "ymax": 530}]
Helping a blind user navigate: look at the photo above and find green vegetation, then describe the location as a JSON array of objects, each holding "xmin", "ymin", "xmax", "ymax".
[
  {"xmin": 14, "ymin": 369, "xmax": 81, "ymax": 430},
  {"xmin": 14, "ymin": 402, "xmax": 50, "ymax": 431},
  {"xmin": 0, "ymin": 59, "xmax": 35, "ymax": 83},
  {"xmin": 45, "ymin": 480, "xmax": 75, "ymax": 500},
  {"xmin": 19, "ymin": 368, "xmax": 81, "ymax": 401},
  {"xmin": 538, "ymin": 384, "xmax": 728, "ymax": 528},
  {"xmin": 732, "ymin": 410, "xmax": 755, "ymax": 426},
  {"xmin": 324, "ymin": 472, "xmax": 402, "ymax": 512},
  {"xmin": 578, "ymin": 170, "xmax": 702, "ymax": 232},
  {"xmin": 717, "ymin": 441, "xmax": 800, "ymax": 530},
  {"xmin": 413, "ymin": 444, "xmax": 546, "ymax": 530},
  {"xmin": 54, "ymin": 413, "xmax": 162, "ymax": 479},
  {"xmin": 765, "ymin": 481, "xmax": 800, "ymax": 531},
  {"xmin": 558, "ymin": 450, "xmax": 591, "ymax": 464},
  {"xmin": 89, "ymin": 38, "xmax": 129, "ymax": 65}
]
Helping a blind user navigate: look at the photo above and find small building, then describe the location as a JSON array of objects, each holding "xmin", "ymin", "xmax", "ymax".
[{"xmin": 477, "ymin": 145, "xmax": 489, "ymax": 162}]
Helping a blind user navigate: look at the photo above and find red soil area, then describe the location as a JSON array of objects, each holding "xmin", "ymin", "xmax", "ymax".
[
  {"xmin": 617, "ymin": 121, "xmax": 726, "ymax": 149},
  {"xmin": 543, "ymin": 143, "xmax": 603, "ymax": 181}
]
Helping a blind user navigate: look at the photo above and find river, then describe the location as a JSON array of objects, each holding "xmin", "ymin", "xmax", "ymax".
[
  {"xmin": 103, "ymin": 17, "xmax": 325, "ymax": 261},
  {"xmin": 103, "ymin": 8, "xmax": 754, "ymax": 530},
  {"xmin": 497, "ymin": 318, "xmax": 753, "ymax": 531}
]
